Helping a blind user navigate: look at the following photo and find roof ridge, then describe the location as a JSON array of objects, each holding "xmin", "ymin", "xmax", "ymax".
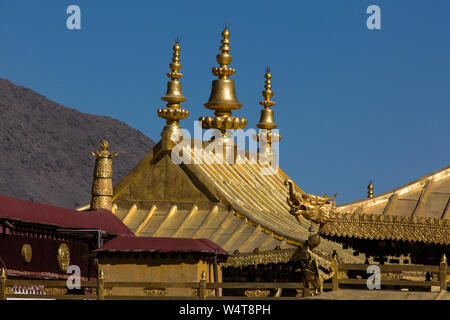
[{"xmin": 338, "ymin": 165, "xmax": 450, "ymax": 209}]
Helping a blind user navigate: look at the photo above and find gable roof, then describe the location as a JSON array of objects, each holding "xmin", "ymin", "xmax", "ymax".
[
  {"xmin": 93, "ymin": 235, "xmax": 229, "ymax": 256},
  {"xmin": 319, "ymin": 166, "xmax": 450, "ymax": 244},
  {"xmin": 111, "ymin": 139, "xmax": 364, "ymax": 263},
  {"xmin": 0, "ymin": 194, "xmax": 133, "ymax": 236},
  {"xmin": 336, "ymin": 165, "xmax": 450, "ymax": 219}
]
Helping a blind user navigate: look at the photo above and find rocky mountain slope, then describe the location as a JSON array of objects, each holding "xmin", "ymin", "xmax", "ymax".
[{"xmin": 0, "ymin": 78, "xmax": 155, "ymax": 208}]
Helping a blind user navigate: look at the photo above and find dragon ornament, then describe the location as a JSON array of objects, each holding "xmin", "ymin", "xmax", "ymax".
[
  {"xmin": 284, "ymin": 179, "xmax": 337, "ymax": 224},
  {"xmin": 284, "ymin": 179, "xmax": 338, "ymax": 295}
]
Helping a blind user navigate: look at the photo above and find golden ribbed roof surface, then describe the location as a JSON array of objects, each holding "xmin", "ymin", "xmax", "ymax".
[
  {"xmin": 336, "ymin": 166, "xmax": 450, "ymax": 219},
  {"xmin": 319, "ymin": 165, "xmax": 450, "ymax": 244},
  {"xmin": 111, "ymin": 139, "xmax": 363, "ymax": 263}
]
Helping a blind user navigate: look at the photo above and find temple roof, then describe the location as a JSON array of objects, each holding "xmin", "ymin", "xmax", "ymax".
[
  {"xmin": 0, "ymin": 194, "xmax": 133, "ymax": 236},
  {"xmin": 94, "ymin": 29, "xmax": 364, "ymax": 264},
  {"xmin": 319, "ymin": 166, "xmax": 450, "ymax": 244},
  {"xmin": 111, "ymin": 140, "xmax": 364, "ymax": 263},
  {"xmin": 93, "ymin": 235, "xmax": 228, "ymax": 256}
]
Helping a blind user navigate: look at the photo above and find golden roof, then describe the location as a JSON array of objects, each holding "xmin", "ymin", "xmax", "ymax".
[
  {"xmin": 111, "ymin": 139, "xmax": 364, "ymax": 263},
  {"xmin": 92, "ymin": 28, "xmax": 366, "ymax": 265},
  {"xmin": 320, "ymin": 165, "xmax": 450, "ymax": 244}
]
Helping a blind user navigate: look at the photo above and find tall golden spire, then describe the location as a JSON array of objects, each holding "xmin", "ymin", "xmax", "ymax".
[
  {"xmin": 158, "ymin": 39, "xmax": 189, "ymax": 149},
  {"xmin": 256, "ymin": 68, "xmax": 281, "ymax": 157},
  {"xmin": 90, "ymin": 140, "xmax": 118, "ymax": 211},
  {"xmin": 367, "ymin": 180, "xmax": 374, "ymax": 198},
  {"xmin": 200, "ymin": 28, "xmax": 247, "ymax": 137}
]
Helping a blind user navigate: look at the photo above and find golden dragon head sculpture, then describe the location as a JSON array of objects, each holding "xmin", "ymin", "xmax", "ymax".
[{"xmin": 284, "ymin": 179, "xmax": 337, "ymax": 224}]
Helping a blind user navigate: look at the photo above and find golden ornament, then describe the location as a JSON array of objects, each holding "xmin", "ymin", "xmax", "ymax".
[
  {"xmin": 57, "ymin": 243, "xmax": 70, "ymax": 272},
  {"xmin": 21, "ymin": 244, "xmax": 32, "ymax": 263}
]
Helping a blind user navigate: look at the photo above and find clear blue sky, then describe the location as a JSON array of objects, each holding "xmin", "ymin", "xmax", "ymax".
[{"xmin": 1, "ymin": 0, "xmax": 449, "ymax": 204}]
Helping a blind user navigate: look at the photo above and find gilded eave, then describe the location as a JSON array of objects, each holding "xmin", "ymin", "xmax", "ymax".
[
  {"xmin": 320, "ymin": 212, "xmax": 450, "ymax": 245},
  {"xmin": 220, "ymin": 248, "xmax": 337, "ymax": 270}
]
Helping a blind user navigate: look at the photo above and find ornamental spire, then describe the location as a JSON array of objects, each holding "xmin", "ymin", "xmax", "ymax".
[
  {"xmin": 256, "ymin": 68, "xmax": 281, "ymax": 157},
  {"xmin": 90, "ymin": 140, "xmax": 118, "ymax": 212},
  {"xmin": 200, "ymin": 27, "xmax": 247, "ymax": 137},
  {"xmin": 367, "ymin": 180, "xmax": 374, "ymax": 198},
  {"xmin": 158, "ymin": 39, "xmax": 189, "ymax": 149},
  {"xmin": 213, "ymin": 28, "xmax": 235, "ymax": 80}
]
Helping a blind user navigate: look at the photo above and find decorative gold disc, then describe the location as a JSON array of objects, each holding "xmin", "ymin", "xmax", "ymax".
[
  {"xmin": 57, "ymin": 243, "xmax": 70, "ymax": 272},
  {"xmin": 21, "ymin": 244, "xmax": 32, "ymax": 263}
]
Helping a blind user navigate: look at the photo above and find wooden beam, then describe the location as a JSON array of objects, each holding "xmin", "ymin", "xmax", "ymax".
[
  {"xmin": 338, "ymin": 263, "xmax": 440, "ymax": 273},
  {"xmin": 237, "ymin": 224, "xmax": 262, "ymax": 253},
  {"xmin": 279, "ymin": 239, "xmax": 288, "ymax": 249},
  {"xmin": 206, "ymin": 282, "xmax": 305, "ymax": 289},
  {"xmin": 192, "ymin": 205, "xmax": 218, "ymax": 238},
  {"xmin": 221, "ymin": 218, "xmax": 248, "ymax": 250},
  {"xmin": 257, "ymin": 233, "xmax": 275, "ymax": 251},
  {"xmin": 172, "ymin": 205, "xmax": 198, "ymax": 237},
  {"xmin": 210, "ymin": 210, "xmax": 235, "ymax": 243},
  {"xmin": 411, "ymin": 179, "xmax": 433, "ymax": 217},
  {"xmin": 383, "ymin": 193, "xmax": 398, "ymax": 215},
  {"xmin": 153, "ymin": 205, "xmax": 178, "ymax": 237},
  {"xmin": 441, "ymin": 196, "xmax": 450, "ymax": 219},
  {"xmin": 135, "ymin": 205, "xmax": 157, "ymax": 235},
  {"xmin": 122, "ymin": 204, "xmax": 137, "ymax": 225}
]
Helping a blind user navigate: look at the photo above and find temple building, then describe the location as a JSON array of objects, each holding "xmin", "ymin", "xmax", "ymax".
[
  {"xmin": 90, "ymin": 27, "xmax": 448, "ymax": 286},
  {"xmin": 1, "ymin": 27, "xmax": 448, "ymax": 299},
  {"xmin": 78, "ymin": 28, "xmax": 367, "ymax": 288},
  {"xmin": 0, "ymin": 193, "xmax": 132, "ymax": 286},
  {"xmin": 0, "ymin": 139, "xmax": 229, "ymax": 298},
  {"xmin": 92, "ymin": 236, "xmax": 228, "ymax": 297}
]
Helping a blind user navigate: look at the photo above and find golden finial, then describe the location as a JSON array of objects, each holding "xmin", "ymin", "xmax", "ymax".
[
  {"xmin": 442, "ymin": 253, "xmax": 447, "ymax": 264},
  {"xmin": 91, "ymin": 140, "xmax": 118, "ymax": 159},
  {"xmin": 257, "ymin": 67, "xmax": 277, "ymax": 130},
  {"xmin": 201, "ymin": 270, "xmax": 207, "ymax": 280},
  {"xmin": 212, "ymin": 28, "xmax": 235, "ymax": 80},
  {"xmin": 0, "ymin": 267, "xmax": 5, "ymax": 278},
  {"xmin": 200, "ymin": 27, "xmax": 247, "ymax": 137},
  {"xmin": 99, "ymin": 269, "xmax": 104, "ymax": 280},
  {"xmin": 260, "ymin": 67, "xmax": 275, "ymax": 108},
  {"xmin": 167, "ymin": 38, "xmax": 183, "ymax": 81},
  {"xmin": 255, "ymin": 68, "xmax": 281, "ymax": 158},
  {"xmin": 368, "ymin": 180, "xmax": 374, "ymax": 199},
  {"xmin": 158, "ymin": 39, "xmax": 189, "ymax": 149},
  {"xmin": 90, "ymin": 140, "xmax": 117, "ymax": 212}
]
